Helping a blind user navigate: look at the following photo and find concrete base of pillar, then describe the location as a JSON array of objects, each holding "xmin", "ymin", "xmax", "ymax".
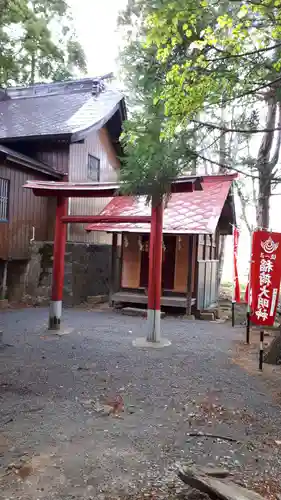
[
  {"xmin": 184, "ymin": 314, "xmax": 196, "ymax": 320},
  {"xmin": 135, "ymin": 308, "xmax": 171, "ymax": 347},
  {"xmin": 48, "ymin": 300, "xmax": 62, "ymax": 330},
  {"xmin": 48, "ymin": 320, "xmax": 60, "ymax": 330},
  {"xmin": 48, "ymin": 327, "xmax": 74, "ymax": 336},
  {"xmin": 146, "ymin": 309, "xmax": 161, "ymax": 342},
  {"xmin": 132, "ymin": 337, "xmax": 171, "ymax": 348}
]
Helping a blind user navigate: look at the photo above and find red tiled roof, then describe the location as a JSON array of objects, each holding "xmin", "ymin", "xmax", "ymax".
[{"xmin": 86, "ymin": 174, "xmax": 236, "ymax": 234}]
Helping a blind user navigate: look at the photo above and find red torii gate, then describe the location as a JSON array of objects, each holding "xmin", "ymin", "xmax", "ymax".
[{"xmin": 24, "ymin": 177, "xmax": 202, "ymax": 344}]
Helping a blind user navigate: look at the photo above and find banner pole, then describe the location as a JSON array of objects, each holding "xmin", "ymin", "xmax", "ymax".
[
  {"xmin": 231, "ymin": 301, "xmax": 235, "ymax": 327},
  {"xmin": 259, "ymin": 329, "xmax": 264, "ymax": 371},
  {"xmin": 232, "ymin": 226, "xmax": 236, "ymax": 327},
  {"xmin": 246, "ymin": 309, "xmax": 250, "ymax": 344}
]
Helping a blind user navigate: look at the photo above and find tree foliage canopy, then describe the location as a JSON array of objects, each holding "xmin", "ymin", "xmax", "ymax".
[
  {"xmin": 118, "ymin": 0, "xmax": 200, "ymax": 200},
  {"xmin": 143, "ymin": 0, "xmax": 281, "ymax": 131},
  {"xmin": 0, "ymin": 0, "xmax": 86, "ymax": 85},
  {"xmin": 119, "ymin": 0, "xmax": 281, "ymax": 221}
]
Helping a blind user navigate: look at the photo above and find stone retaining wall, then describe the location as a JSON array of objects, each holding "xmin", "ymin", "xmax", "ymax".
[{"xmin": 19, "ymin": 241, "xmax": 112, "ymax": 306}]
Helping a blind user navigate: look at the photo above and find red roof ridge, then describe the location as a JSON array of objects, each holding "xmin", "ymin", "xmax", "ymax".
[{"xmin": 199, "ymin": 172, "xmax": 238, "ymax": 182}]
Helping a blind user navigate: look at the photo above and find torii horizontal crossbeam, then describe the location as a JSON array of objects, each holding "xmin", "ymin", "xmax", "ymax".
[{"xmin": 23, "ymin": 176, "xmax": 203, "ymax": 197}]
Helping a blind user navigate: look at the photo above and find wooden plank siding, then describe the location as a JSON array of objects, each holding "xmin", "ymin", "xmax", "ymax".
[
  {"xmin": 196, "ymin": 260, "xmax": 219, "ymax": 310},
  {"xmin": 29, "ymin": 141, "xmax": 69, "ymax": 175},
  {"xmin": 197, "ymin": 229, "xmax": 219, "ymax": 261},
  {"xmin": 0, "ymin": 161, "xmax": 54, "ymax": 260},
  {"xmin": 68, "ymin": 127, "xmax": 120, "ymax": 244},
  {"xmin": 35, "ymin": 149, "xmax": 69, "ymax": 175}
]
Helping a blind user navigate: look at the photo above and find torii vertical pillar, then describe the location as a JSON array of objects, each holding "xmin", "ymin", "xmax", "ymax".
[
  {"xmin": 48, "ymin": 196, "xmax": 68, "ymax": 330},
  {"xmin": 134, "ymin": 197, "xmax": 170, "ymax": 347},
  {"xmin": 147, "ymin": 200, "xmax": 163, "ymax": 342}
]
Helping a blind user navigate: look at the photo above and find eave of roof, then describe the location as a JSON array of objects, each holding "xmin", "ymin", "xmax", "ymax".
[
  {"xmin": 0, "ymin": 133, "xmax": 72, "ymax": 144},
  {"xmin": 70, "ymin": 98, "xmax": 125, "ymax": 143},
  {"xmin": 0, "ymin": 144, "xmax": 62, "ymax": 179}
]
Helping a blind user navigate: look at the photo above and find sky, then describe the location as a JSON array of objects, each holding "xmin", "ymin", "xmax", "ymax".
[{"xmin": 68, "ymin": 0, "xmax": 127, "ymax": 78}]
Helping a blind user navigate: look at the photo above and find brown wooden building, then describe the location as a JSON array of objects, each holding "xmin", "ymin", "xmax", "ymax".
[
  {"xmin": 86, "ymin": 174, "xmax": 236, "ymax": 314},
  {"xmin": 0, "ymin": 77, "xmax": 126, "ymax": 301},
  {"xmin": 0, "ymin": 146, "xmax": 62, "ymax": 260},
  {"xmin": 0, "ymin": 147, "xmax": 61, "ymax": 299}
]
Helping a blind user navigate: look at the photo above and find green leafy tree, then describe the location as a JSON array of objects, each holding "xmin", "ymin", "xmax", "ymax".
[
  {"xmin": 0, "ymin": 0, "xmax": 29, "ymax": 84},
  {"xmin": 0, "ymin": 0, "xmax": 86, "ymax": 85},
  {"xmin": 142, "ymin": 0, "xmax": 281, "ymax": 224},
  {"xmin": 118, "ymin": 0, "xmax": 202, "ymax": 201},
  {"xmin": 118, "ymin": 0, "xmax": 252, "ymax": 199}
]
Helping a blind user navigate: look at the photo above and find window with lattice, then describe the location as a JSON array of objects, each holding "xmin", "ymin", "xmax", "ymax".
[
  {"xmin": 0, "ymin": 178, "xmax": 9, "ymax": 221},
  {"xmin": 87, "ymin": 154, "xmax": 100, "ymax": 182}
]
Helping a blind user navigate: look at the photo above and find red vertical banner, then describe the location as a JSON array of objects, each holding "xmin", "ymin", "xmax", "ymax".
[
  {"xmin": 233, "ymin": 226, "xmax": 241, "ymax": 302},
  {"xmin": 250, "ymin": 230, "xmax": 281, "ymax": 326}
]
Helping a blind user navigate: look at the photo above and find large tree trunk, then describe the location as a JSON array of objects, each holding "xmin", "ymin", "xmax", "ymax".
[
  {"xmin": 257, "ymin": 175, "xmax": 271, "ymax": 229},
  {"xmin": 256, "ymin": 96, "xmax": 278, "ymax": 229}
]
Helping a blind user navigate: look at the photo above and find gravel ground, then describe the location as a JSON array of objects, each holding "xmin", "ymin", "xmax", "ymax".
[{"xmin": 0, "ymin": 308, "xmax": 281, "ymax": 499}]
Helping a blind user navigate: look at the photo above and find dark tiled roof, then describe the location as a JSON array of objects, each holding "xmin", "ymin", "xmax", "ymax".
[
  {"xmin": 0, "ymin": 144, "xmax": 61, "ymax": 178},
  {"xmin": 0, "ymin": 78, "xmax": 124, "ymax": 142}
]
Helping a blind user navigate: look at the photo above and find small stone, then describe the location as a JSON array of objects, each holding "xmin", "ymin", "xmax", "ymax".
[{"xmin": 200, "ymin": 312, "xmax": 215, "ymax": 321}]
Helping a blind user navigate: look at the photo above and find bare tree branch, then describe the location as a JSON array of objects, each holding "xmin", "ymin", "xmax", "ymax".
[
  {"xmin": 207, "ymin": 42, "xmax": 281, "ymax": 62},
  {"xmin": 197, "ymin": 133, "xmax": 223, "ymax": 155},
  {"xmin": 192, "ymin": 118, "xmax": 281, "ymax": 135},
  {"xmin": 234, "ymin": 180, "xmax": 252, "ymax": 234},
  {"xmin": 194, "ymin": 152, "xmax": 260, "ymax": 178},
  {"xmin": 191, "ymin": 76, "xmax": 281, "ymax": 115}
]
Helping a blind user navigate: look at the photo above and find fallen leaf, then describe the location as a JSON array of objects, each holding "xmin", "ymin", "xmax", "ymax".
[
  {"xmin": 16, "ymin": 464, "xmax": 33, "ymax": 480},
  {"xmin": 106, "ymin": 395, "xmax": 125, "ymax": 415}
]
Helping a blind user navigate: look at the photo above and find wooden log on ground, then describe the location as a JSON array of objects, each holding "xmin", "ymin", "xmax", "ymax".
[{"xmin": 178, "ymin": 466, "xmax": 265, "ymax": 500}]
